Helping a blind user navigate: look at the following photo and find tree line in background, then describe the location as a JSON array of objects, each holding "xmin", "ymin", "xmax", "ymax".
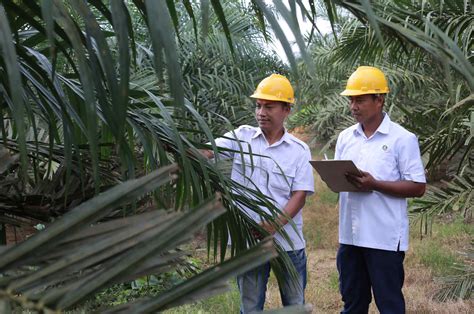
[{"xmin": 0, "ymin": 0, "xmax": 472, "ymax": 312}]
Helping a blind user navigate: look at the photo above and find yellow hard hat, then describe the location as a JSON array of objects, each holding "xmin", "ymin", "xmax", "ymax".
[
  {"xmin": 250, "ymin": 74, "xmax": 295, "ymax": 104},
  {"xmin": 340, "ymin": 66, "xmax": 389, "ymax": 96}
]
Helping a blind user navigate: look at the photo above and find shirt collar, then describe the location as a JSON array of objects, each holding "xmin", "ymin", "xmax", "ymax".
[
  {"xmin": 253, "ymin": 127, "xmax": 291, "ymax": 145},
  {"xmin": 354, "ymin": 112, "xmax": 390, "ymax": 136},
  {"xmin": 377, "ymin": 112, "xmax": 391, "ymax": 134},
  {"xmin": 252, "ymin": 127, "xmax": 264, "ymax": 139}
]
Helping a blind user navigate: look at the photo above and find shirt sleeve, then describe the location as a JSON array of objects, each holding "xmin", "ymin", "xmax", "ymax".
[
  {"xmin": 292, "ymin": 147, "xmax": 315, "ymax": 195},
  {"xmin": 398, "ymin": 133, "xmax": 426, "ymax": 183},
  {"xmin": 212, "ymin": 129, "xmax": 240, "ymax": 159},
  {"xmin": 334, "ymin": 132, "xmax": 343, "ymax": 160}
]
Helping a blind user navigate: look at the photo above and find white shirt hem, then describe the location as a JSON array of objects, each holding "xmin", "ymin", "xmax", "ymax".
[{"xmin": 339, "ymin": 239, "xmax": 408, "ymax": 252}]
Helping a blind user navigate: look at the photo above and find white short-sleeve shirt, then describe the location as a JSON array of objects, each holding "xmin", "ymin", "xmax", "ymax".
[
  {"xmin": 214, "ymin": 125, "xmax": 315, "ymax": 251},
  {"xmin": 335, "ymin": 113, "xmax": 426, "ymax": 251}
]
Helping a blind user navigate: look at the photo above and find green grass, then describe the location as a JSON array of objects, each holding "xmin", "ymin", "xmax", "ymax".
[
  {"xmin": 303, "ymin": 176, "xmax": 339, "ymax": 250},
  {"xmin": 435, "ymin": 218, "xmax": 473, "ymax": 240},
  {"xmin": 410, "ymin": 218, "xmax": 472, "ymax": 276},
  {"xmin": 307, "ymin": 229, "xmax": 323, "ymax": 249},
  {"xmin": 328, "ymin": 271, "xmax": 339, "ymax": 292},
  {"xmin": 318, "ymin": 188, "xmax": 338, "ymax": 206},
  {"xmin": 311, "ymin": 147, "xmax": 339, "ymax": 208},
  {"xmin": 165, "ymin": 281, "xmax": 240, "ymax": 313},
  {"xmin": 417, "ymin": 244, "xmax": 461, "ymax": 276}
]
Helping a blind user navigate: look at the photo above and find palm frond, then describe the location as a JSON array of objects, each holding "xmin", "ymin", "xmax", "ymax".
[
  {"xmin": 434, "ymin": 243, "xmax": 474, "ymax": 302},
  {"xmin": 333, "ymin": 0, "xmax": 473, "ymax": 89},
  {"xmin": 0, "ymin": 165, "xmax": 278, "ymax": 312},
  {"xmin": 410, "ymin": 170, "xmax": 473, "ymax": 234}
]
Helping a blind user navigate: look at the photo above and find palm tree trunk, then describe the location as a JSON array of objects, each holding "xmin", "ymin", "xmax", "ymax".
[
  {"xmin": 0, "ymin": 220, "xmax": 6, "ymax": 245},
  {"xmin": 0, "ymin": 298, "xmax": 12, "ymax": 314}
]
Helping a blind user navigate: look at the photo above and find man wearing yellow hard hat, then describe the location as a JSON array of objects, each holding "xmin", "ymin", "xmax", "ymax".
[
  {"xmin": 335, "ymin": 66, "xmax": 426, "ymax": 313},
  {"xmin": 203, "ymin": 74, "xmax": 314, "ymax": 312}
]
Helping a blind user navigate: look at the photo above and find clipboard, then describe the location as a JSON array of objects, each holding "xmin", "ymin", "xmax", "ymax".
[{"xmin": 310, "ymin": 160, "xmax": 362, "ymax": 192}]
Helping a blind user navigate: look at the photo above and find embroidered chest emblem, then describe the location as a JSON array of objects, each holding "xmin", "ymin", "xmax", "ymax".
[{"xmin": 382, "ymin": 145, "xmax": 388, "ymax": 151}]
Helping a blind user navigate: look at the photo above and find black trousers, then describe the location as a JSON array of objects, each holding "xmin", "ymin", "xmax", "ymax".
[{"xmin": 336, "ymin": 244, "xmax": 406, "ymax": 314}]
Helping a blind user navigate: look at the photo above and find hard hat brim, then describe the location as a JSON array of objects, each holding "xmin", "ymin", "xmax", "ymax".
[
  {"xmin": 340, "ymin": 89, "xmax": 389, "ymax": 96},
  {"xmin": 250, "ymin": 92, "xmax": 294, "ymax": 104}
]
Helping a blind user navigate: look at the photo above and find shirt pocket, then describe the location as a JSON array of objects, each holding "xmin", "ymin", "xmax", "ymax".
[
  {"xmin": 270, "ymin": 164, "xmax": 296, "ymax": 198},
  {"xmin": 371, "ymin": 150, "xmax": 398, "ymax": 180},
  {"xmin": 232, "ymin": 155, "xmax": 256, "ymax": 184}
]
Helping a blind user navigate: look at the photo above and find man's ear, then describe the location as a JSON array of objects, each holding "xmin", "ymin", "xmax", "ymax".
[{"xmin": 377, "ymin": 95, "xmax": 384, "ymax": 109}]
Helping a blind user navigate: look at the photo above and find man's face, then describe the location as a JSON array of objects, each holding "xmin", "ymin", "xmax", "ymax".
[
  {"xmin": 255, "ymin": 99, "xmax": 290, "ymax": 132},
  {"xmin": 348, "ymin": 94, "xmax": 383, "ymax": 124}
]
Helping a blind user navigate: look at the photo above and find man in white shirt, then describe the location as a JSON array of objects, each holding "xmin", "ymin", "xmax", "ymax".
[
  {"xmin": 202, "ymin": 74, "xmax": 314, "ymax": 313},
  {"xmin": 335, "ymin": 66, "xmax": 426, "ymax": 313}
]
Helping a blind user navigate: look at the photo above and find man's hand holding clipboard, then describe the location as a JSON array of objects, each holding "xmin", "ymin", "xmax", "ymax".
[{"xmin": 344, "ymin": 170, "xmax": 378, "ymax": 192}]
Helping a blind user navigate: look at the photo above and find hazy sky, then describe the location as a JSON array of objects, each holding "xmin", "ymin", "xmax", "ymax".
[{"xmin": 269, "ymin": 2, "xmax": 332, "ymax": 63}]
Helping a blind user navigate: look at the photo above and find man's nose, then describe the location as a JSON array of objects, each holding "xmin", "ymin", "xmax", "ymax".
[
  {"xmin": 349, "ymin": 98, "xmax": 357, "ymax": 110},
  {"xmin": 257, "ymin": 107, "xmax": 266, "ymax": 115}
]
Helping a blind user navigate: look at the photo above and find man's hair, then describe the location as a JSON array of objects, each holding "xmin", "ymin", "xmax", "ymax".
[
  {"xmin": 371, "ymin": 94, "xmax": 385, "ymax": 103},
  {"xmin": 282, "ymin": 102, "xmax": 291, "ymax": 109},
  {"xmin": 370, "ymin": 94, "xmax": 385, "ymax": 106},
  {"xmin": 255, "ymin": 101, "xmax": 290, "ymax": 109}
]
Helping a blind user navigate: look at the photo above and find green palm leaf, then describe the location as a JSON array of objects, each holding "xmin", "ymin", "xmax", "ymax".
[
  {"xmin": 1, "ymin": 1, "xmax": 321, "ymax": 311},
  {"xmin": 0, "ymin": 165, "xmax": 278, "ymax": 312}
]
